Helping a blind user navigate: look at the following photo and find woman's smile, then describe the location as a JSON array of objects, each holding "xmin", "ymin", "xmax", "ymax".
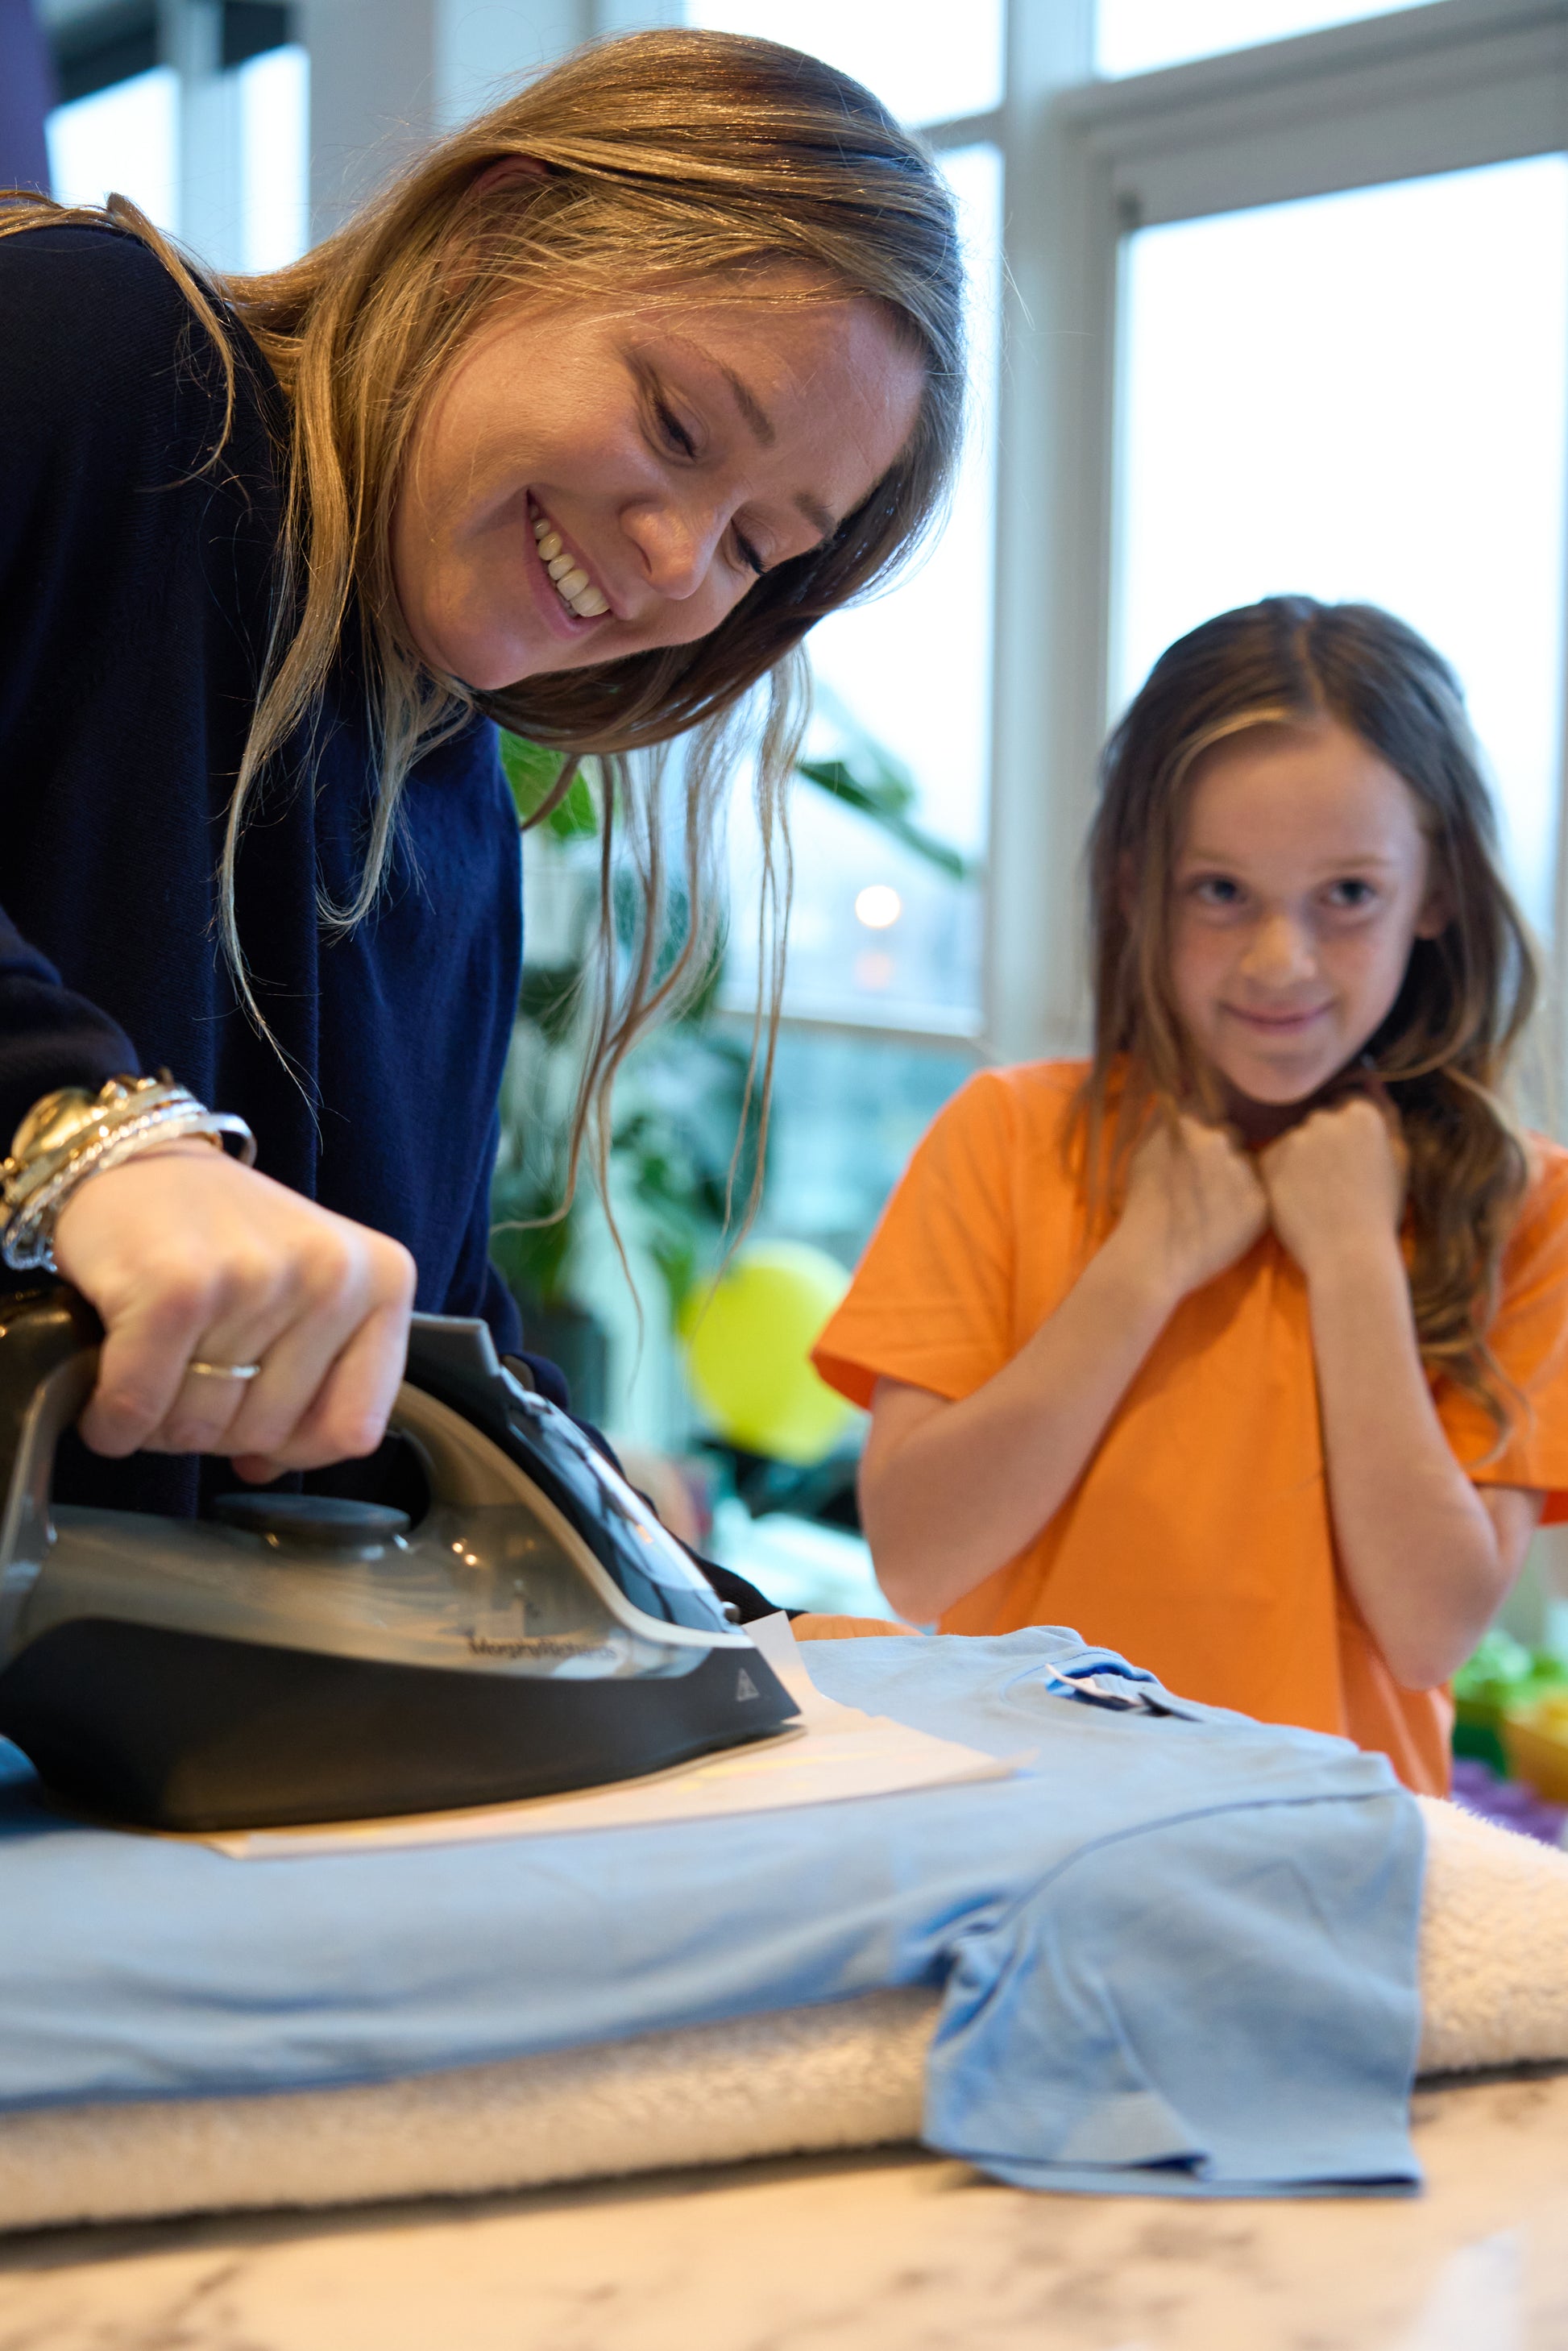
[{"xmin": 529, "ymin": 500, "xmax": 612, "ymax": 624}]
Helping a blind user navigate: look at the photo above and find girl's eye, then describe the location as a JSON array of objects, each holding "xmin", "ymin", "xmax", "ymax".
[
  {"xmin": 1326, "ymin": 879, "xmax": 1376, "ymax": 909},
  {"xmin": 1191, "ymin": 875, "xmax": 1242, "ymax": 907}
]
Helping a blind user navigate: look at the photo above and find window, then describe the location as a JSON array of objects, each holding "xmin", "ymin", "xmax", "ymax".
[
  {"xmin": 724, "ymin": 138, "xmax": 1000, "ymax": 1032},
  {"xmin": 237, "ymin": 41, "xmax": 309, "ymax": 272},
  {"xmin": 1114, "ymin": 157, "xmax": 1568, "ymax": 929},
  {"xmin": 44, "ymin": 1, "xmax": 308, "ymax": 272},
  {"xmin": 685, "ymin": 0, "xmax": 1002, "ymax": 125},
  {"xmin": 1097, "ymin": 0, "xmax": 1430, "ymax": 79},
  {"xmin": 995, "ymin": 0, "xmax": 1568, "ymax": 1064},
  {"xmin": 47, "ymin": 66, "xmax": 180, "ymax": 234},
  {"xmin": 690, "ymin": 2, "xmax": 1002, "ymax": 1034}
]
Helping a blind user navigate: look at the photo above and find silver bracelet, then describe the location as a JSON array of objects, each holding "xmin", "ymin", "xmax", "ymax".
[{"xmin": 0, "ymin": 1078, "xmax": 256, "ymax": 1275}]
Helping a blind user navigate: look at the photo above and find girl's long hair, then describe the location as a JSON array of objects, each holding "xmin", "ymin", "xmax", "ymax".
[
  {"xmin": 1082, "ymin": 595, "xmax": 1537, "ymax": 1436},
  {"xmin": 2, "ymin": 28, "xmax": 963, "ymax": 1200}
]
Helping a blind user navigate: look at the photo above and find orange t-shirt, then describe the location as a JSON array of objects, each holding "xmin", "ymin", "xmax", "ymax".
[{"xmin": 813, "ymin": 1061, "xmax": 1568, "ymax": 1796}]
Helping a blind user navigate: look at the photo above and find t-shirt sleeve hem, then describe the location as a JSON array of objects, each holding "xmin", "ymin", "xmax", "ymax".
[
  {"xmin": 811, "ymin": 1342, "xmax": 980, "ymax": 1412},
  {"xmin": 1464, "ymin": 1466, "xmax": 1568, "ymax": 1525}
]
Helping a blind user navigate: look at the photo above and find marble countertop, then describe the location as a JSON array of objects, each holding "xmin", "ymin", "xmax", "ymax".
[{"xmin": 3, "ymin": 2067, "xmax": 1566, "ymax": 2350}]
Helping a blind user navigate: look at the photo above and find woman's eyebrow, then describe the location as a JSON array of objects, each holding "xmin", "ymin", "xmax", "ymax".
[{"xmin": 717, "ymin": 360, "xmax": 776, "ymax": 447}]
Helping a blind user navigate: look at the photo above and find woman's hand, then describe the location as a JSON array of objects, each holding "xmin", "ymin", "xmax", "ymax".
[
  {"xmin": 1259, "ymin": 1096, "xmax": 1405, "ymax": 1281},
  {"xmin": 52, "ymin": 1142, "xmax": 417, "ymax": 1480},
  {"xmin": 1113, "ymin": 1113, "xmax": 1268, "ymax": 1302}
]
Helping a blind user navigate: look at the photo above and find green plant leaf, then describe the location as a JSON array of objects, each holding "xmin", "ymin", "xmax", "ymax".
[
  {"xmin": 499, "ymin": 733, "xmax": 599, "ymax": 841},
  {"xmin": 794, "ymin": 757, "xmax": 975, "ymax": 881},
  {"xmin": 516, "ymin": 961, "xmax": 582, "ymax": 1046}
]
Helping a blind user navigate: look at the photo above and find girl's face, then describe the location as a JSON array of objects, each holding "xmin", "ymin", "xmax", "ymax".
[
  {"xmin": 391, "ymin": 280, "xmax": 924, "ymax": 690},
  {"xmin": 1168, "ymin": 719, "xmax": 1448, "ymax": 1116}
]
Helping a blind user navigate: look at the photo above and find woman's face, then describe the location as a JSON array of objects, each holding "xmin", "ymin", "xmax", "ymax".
[{"xmin": 391, "ymin": 281, "xmax": 925, "ymax": 690}]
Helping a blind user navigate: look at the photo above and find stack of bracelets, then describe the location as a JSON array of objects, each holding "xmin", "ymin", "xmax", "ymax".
[{"xmin": 0, "ymin": 1074, "xmax": 256, "ymax": 1275}]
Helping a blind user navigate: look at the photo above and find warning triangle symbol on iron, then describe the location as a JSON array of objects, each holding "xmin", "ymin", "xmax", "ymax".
[{"xmin": 736, "ymin": 1669, "xmax": 760, "ymax": 1701}]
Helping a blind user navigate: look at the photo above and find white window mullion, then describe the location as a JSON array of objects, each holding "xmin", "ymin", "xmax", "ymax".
[{"xmin": 983, "ymin": 0, "xmax": 1106, "ymax": 1064}]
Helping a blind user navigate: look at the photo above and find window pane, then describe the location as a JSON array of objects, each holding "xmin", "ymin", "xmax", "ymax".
[
  {"xmin": 239, "ymin": 44, "xmax": 309, "ymax": 272},
  {"xmin": 726, "ymin": 142, "xmax": 1000, "ymax": 1029},
  {"xmin": 685, "ymin": 0, "xmax": 1002, "ymax": 127},
  {"xmin": 47, "ymin": 67, "xmax": 180, "ymax": 235},
  {"xmin": 1097, "ymin": 0, "xmax": 1429, "ymax": 78},
  {"xmin": 1114, "ymin": 156, "xmax": 1568, "ymax": 931}
]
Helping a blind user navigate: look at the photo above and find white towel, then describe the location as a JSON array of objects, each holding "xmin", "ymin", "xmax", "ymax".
[{"xmin": 2, "ymin": 1797, "xmax": 1563, "ymax": 2234}]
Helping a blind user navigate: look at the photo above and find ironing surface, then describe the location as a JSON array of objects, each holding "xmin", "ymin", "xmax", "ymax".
[{"xmin": 0, "ymin": 1628, "xmax": 1425, "ymax": 2199}]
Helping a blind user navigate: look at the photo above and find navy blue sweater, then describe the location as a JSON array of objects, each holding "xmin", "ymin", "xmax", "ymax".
[{"xmin": 0, "ymin": 225, "xmax": 528, "ymax": 1516}]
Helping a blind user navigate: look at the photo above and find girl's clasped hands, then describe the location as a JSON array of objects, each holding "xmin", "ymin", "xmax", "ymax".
[{"xmin": 1119, "ymin": 1093, "xmax": 1405, "ymax": 1308}]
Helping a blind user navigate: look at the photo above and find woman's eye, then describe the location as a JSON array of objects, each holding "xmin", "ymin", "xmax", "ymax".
[
  {"xmin": 732, "ymin": 530, "xmax": 766, "ymax": 578},
  {"xmin": 653, "ymin": 398, "xmax": 697, "ymax": 460}
]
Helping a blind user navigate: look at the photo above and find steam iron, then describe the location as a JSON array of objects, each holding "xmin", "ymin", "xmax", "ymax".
[{"xmin": 0, "ymin": 1284, "xmax": 798, "ymax": 1831}]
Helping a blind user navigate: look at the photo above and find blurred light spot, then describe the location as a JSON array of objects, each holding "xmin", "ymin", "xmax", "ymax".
[
  {"xmin": 853, "ymin": 950, "xmax": 896, "ymax": 992},
  {"xmin": 855, "ymin": 885, "xmax": 902, "ymax": 931}
]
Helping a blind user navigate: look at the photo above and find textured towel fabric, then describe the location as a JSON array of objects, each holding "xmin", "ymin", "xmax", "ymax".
[
  {"xmin": 1413, "ymin": 1794, "xmax": 1568, "ymax": 2070},
  {"xmin": 0, "ymin": 1630, "xmax": 1424, "ymax": 2199},
  {"xmin": 2, "ymin": 1798, "xmax": 1567, "ymax": 2234}
]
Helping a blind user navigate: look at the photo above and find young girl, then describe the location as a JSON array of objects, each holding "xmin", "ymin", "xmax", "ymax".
[{"xmin": 812, "ymin": 597, "xmax": 1568, "ymax": 1794}]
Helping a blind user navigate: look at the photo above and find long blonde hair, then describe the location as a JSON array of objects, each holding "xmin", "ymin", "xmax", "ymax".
[
  {"xmin": 2, "ymin": 27, "xmax": 963, "ymax": 1193},
  {"xmin": 1082, "ymin": 596, "xmax": 1537, "ymax": 1436}
]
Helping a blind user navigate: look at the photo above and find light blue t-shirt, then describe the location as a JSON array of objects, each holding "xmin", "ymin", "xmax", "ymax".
[{"xmin": 0, "ymin": 1627, "xmax": 1425, "ymax": 2198}]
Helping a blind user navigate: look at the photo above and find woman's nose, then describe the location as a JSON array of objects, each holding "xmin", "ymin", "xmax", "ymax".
[
  {"xmin": 622, "ymin": 500, "xmax": 721, "ymax": 602},
  {"xmin": 1241, "ymin": 912, "xmax": 1316, "ymax": 985}
]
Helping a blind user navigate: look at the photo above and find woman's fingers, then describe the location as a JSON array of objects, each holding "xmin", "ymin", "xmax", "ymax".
[
  {"xmin": 52, "ymin": 1146, "xmax": 417, "ymax": 1469},
  {"xmin": 78, "ymin": 1275, "xmax": 234, "ymax": 1457},
  {"xmin": 229, "ymin": 1292, "xmax": 415, "ymax": 1481},
  {"xmin": 156, "ymin": 1229, "xmax": 409, "ymax": 1460}
]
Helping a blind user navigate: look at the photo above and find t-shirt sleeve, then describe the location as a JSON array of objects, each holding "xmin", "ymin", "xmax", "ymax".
[
  {"xmin": 1437, "ymin": 1146, "xmax": 1568, "ymax": 1518},
  {"xmin": 812, "ymin": 1070, "xmax": 1021, "ymax": 1409}
]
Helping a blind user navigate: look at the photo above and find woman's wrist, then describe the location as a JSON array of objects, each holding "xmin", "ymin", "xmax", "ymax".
[{"xmin": 0, "ymin": 1074, "xmax": 256, "ymax": 1274}]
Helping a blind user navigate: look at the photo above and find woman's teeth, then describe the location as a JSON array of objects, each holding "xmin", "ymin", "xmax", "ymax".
[{"xmin": 532, "ymin": 512, "xmax": 609, "ymax": 619}]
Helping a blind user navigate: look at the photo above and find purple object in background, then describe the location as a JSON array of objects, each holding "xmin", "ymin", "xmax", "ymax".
[
  {"xmin": 0, "ymin": 0, "xmax": 54, "ymax": 194},
  {"xmin": 1451, "ymin": 1755, "xmax": 1568, "ymax": 1847}
]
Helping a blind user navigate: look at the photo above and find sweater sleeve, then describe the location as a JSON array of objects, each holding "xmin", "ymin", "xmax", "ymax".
[
  {"xmin": 442, "ymin": 1103, "xmax": 525, "ymax": 1354},
  {"xmin": 0, "ymin": 909, "xmax": 139, "ymax": 1140},
  {"xmin": 0, "ymin": 226, "xmax": 226, "ymax": 1143}
]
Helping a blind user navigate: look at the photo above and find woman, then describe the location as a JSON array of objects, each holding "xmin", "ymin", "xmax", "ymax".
[{"xmin": 0, "ymin": 29, "xmax": 962, "ymax": 1519}]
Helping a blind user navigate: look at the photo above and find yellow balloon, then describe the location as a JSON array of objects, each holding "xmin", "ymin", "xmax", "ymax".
[{"xmin": 681, "ymin": 1242, "xmax": 858, "ymax": 1466}]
